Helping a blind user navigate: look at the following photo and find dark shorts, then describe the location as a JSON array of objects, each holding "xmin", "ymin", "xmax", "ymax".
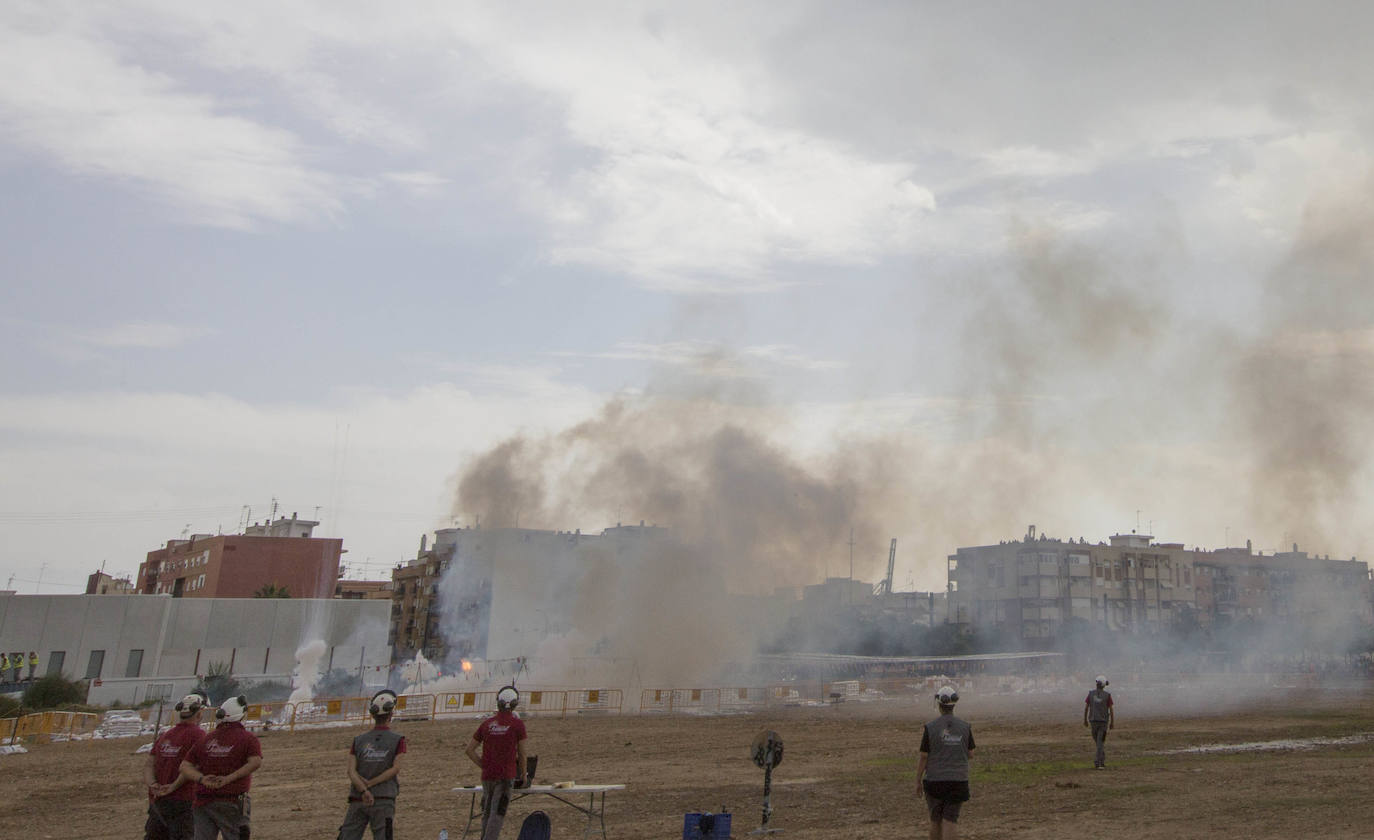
[{"xmin": 923, "ymin": 780, "xmax": 970, "ymax": 824}]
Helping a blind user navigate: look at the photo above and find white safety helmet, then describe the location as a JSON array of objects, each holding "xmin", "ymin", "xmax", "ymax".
[
  {"xmin": 1095, "ymin": 675, "xmax": 1109, "ymax": 688},
  {"xmin": 175, "ymin": 690, "xmax": 209, "ymax": 718},
  {"xmin": 935, "ymin": 685, "xmax": 959, "ymax": 706},
  {"xmin": 496, "ymin": 685, "xmax": 520, "ymax": 712},
  {"xmin": 216, "ymin": 695, "xmax": 248, "ymax": 723},
  {"xmin": 370, "ymin": 690, "xmax": 398, "ymax": 718}
]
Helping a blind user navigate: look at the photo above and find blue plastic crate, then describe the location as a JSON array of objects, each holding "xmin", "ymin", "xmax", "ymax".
[{"xmin": 682, "ymin": 812, "xmax": 731, "ymax": 839}]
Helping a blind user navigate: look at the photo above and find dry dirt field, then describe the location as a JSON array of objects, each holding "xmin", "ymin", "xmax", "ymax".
[{"xmin": 4, "ymin": 686, "xmax": 1373, "ymax": 840}]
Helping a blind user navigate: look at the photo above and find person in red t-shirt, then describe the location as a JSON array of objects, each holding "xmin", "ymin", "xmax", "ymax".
[
  {"xmin": 179, "ymin": 695, "xmax": 263, "ymax": 840},
  {"xmin": 464, "ymin": 686, "xmax": 528, "ymax": 840},
  {"xmin": 143, "ymin": 691, "xmax": 209, "ymax": 840}
]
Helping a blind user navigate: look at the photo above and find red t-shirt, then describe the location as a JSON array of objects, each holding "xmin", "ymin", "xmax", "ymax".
[
  {"xmin": 187, "ymin": 721, "xmax": 262, "ymax": 803},
  {"xmin": 472, "ymin": 711, "xmax": 526, "ymax": 780},
  {"xmin": 151, "ymin": 720, "xmax": 208, "ymax": 802}
]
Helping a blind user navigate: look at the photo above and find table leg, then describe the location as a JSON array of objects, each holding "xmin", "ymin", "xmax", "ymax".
[
  {"xmin": 579, "ymin": 791, "xmax": 609, "ymax": 840},
  {"xmin": 461, "ymin": 791, "xmax": 480, "ymax": 839}
]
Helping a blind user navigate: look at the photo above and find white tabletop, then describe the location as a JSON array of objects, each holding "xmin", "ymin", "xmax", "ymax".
[{"xmin": 452, "ymin": 784, "xmax": 626, "ymax": 793}]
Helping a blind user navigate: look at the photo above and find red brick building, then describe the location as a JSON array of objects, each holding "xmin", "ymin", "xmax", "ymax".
[
  {"xmin": 137, "ymin": 515, "xmax": 343, "ymax": 599},
  {"xmin": 336, "ymin": 579, "xmax": 392, "ymax": 600},
  {"xmin": 86, "ymin": 570, "xmax": 136, "ymax": 594}
]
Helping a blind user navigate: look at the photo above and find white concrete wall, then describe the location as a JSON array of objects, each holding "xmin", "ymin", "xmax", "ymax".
[{"xmin": 0, "ymin": 593, "xmax": 391, "ymax": 705}]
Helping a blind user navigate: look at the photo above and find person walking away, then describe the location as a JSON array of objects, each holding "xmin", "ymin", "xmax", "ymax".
[
  {"xmin": 27, "ymin": 652, "xmax": 38, "ymax": 681},
  {"xmin": 915, "ymin": 685, "xmax": 975, "ymax": 840},
  {"xmin": 180, "ymin": 696, "xmax": 262, "ymax": 840},
  {"xmin": 144, "ymin": 691, "xmax": 209, "ymax": 840},
  {"xmin": 464, "ymin": 686, "xmax": 527, "ymax": 840},
  {"xmin": 1084, "ymin": 675, "xmax": 1114, "ymax": 768},
  {"xmin": 337, "ymin": 690, "xmax": 407, "ymax": 840}
]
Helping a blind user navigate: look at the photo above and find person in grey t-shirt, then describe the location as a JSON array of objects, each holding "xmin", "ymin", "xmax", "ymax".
[
  {"xmin": 915, "ymin": 685, "xmax": 976, "ymax": 840},
  {"xmin": 1083, "ymin": 675, "xmax": 1114, "ymax": 769},
  {"xmin": 338, "ymin": 690, "xmax": 408, "ymax": 840}
]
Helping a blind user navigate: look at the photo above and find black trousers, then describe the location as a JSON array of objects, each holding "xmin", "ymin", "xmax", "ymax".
[{"xmin": 145, "ymin": 798, "xmax": 194, "ymax": 840}]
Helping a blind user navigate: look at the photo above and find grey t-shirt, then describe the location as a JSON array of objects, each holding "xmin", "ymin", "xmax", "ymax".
[
  {"xmin": 1086, "ymin": 689, "xmax": 1113, "ymax": 722},
  {"xmin": 350, "ymin": 727, "xmax": 405, "ymax": 800},
  {"xmin": 920, "ymin": 713, "xmax": 974, "ymax": 782}
]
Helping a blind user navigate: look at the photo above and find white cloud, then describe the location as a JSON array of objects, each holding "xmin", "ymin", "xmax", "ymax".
[
  {"xmin": 437, "ymin": 7, "xmax": 937, "ymax": 292},
  {"xmin": 979, "ymin": 145, "xmax": 1102, "ymax": 180},
  {"xmin": 0, "ymin": 8, "xmax": 345, "ymax": 228},
  {"xmin": 557, "ymin": 340, "xmax": 844, "ymax": 376},
  {"xmin": 71, "ymin": 322, "xmax": 212, "ymax": 350}
]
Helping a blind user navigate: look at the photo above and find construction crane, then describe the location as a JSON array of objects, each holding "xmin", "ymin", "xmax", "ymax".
[{"xmin": 873, "ymin": 538, "xmax": 897, "ymax": 596}]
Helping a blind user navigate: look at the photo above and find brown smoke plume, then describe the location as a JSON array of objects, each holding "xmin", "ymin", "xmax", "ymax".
[{"xmin": 1231, "ymin": 171, "xmax": 1374, "ymax": 547}]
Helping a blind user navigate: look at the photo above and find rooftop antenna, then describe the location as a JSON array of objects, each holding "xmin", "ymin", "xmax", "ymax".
[{"xmin": 270, "ymin": 497, "xmax": 279, "ymax": 522}]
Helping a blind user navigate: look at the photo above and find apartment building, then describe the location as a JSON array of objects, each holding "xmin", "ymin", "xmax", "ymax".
[
  {"xmin": 948, "ymin": 527, "xmax": 1371, "ymax": 641},
  {"xmin": 137, "ymin": 514, "xmax": 343, "ymax": 599}
]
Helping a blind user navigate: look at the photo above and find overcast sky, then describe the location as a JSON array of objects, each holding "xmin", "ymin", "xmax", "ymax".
[{"xmin": 3, "ymin": 1, "xmax": 1373, "ymax": 593}]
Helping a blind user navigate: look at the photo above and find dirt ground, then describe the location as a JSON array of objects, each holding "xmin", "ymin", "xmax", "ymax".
[{"xmin": 4, "ymin": 686, "xmax": 1374, "ymax": 840}]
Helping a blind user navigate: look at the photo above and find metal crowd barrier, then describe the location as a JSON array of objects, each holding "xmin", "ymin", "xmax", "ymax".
[
  {"xmin": 1, "ymin": 711, "xmax": 100, "ymax": 744},
  {"xmin": 564, "ymin": 688, "xmax": 623, "ymax": 715}
]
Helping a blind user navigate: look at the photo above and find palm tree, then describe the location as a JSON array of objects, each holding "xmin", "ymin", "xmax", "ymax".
[{"xmin": 253, "ymin": 583, "xmax": 291, "ymax": 598}]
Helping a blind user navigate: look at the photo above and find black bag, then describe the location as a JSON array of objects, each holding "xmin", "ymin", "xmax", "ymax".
[{"xmin": 515, "ymin": 810, "xmax": 551, "ymax": 840}]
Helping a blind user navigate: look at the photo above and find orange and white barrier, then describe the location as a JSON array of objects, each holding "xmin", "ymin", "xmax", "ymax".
[
  {"xmin": 565, "ymin": 688, "xmax": 622, "ymax": 715},
  {"xmin": 290, "ymin": 696, "xmax": 370, "ymax": 728},
  {"xmin": 720, "ymin": 687, "xmax": 770, "ymax": 711},
  {"xmin": 394, "ymin": 693, "xmax": 436, "ymax": 719},
  {"xmin": 639, "ymin": 688, "xmax": 720, "ymax": 714},
  {"xmin": 519, "ymin": 689, "xmax": 567, "ymax": 717},
  {"xmin": 2, "ymin": 710, "xmax": 100, "ymax": 743},
  {"xmin": 435, "ymin": 690, "xmax": 498, "ymax": 718}
]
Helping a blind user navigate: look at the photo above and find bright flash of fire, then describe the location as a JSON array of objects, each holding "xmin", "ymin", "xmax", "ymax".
[{"xmin": 461, "ymin": 660, "xmax": 473, "ymax": 672}]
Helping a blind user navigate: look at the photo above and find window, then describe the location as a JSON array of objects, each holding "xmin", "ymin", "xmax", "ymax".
[
  {"xmin": 85, "ymin": 650, "xmax": 105, "ymax": 679},
  {"xmin": 47, "ymin": 651, "xmax": 65, "ymax": 677},
  {"xmin": 125, "ymin": 649, "xmax": 144, "ymax": 678}
]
